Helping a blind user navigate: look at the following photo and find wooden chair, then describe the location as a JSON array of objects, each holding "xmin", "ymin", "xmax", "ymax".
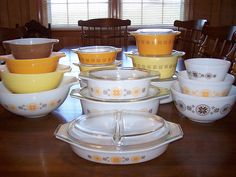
[
  {"xmin": 174, "ymin": 19, "xmax": 208, "ymax": 59},
  {"xmin": 24, "ymin": 20, "xmax": 52, "ymax": 38},
  {"xmin": 226, "ymin": 32, "xmax": 236, "ymax": 85},
  {"xmin": 0, "ymin": 26, "xmax": 25, "ymax": 55},
  {"xmin": 78, "ymin": 18, "xmax": 131, "ymax": 47},
  {"xmin": 197, "ymin": 25, "xmax": 236, "ymax": 59}
]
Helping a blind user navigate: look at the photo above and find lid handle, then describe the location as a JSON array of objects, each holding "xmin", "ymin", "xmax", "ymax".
[{"xmin": 112, "ymin": 111, "xmax": 124, "ymax": 147}]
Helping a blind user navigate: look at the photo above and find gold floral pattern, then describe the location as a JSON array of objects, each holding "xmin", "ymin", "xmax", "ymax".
[{"xmin": 87, "ymin": 154, "xmax": 146, "ymax": 163}]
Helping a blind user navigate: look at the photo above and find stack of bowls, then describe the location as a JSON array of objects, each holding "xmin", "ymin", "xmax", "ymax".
[
  {"xmin": 0, "ymin": 38, "xmax": 78, "ymax": 118},
  {"xmin": 171, "ymin": 58, "xmax": 236, "ymax": 123},
  {"xmin": 72, "ymin": 46, "xmax": 122, "ymax": 72},
  {"xmin": 70, "ymin": 67, "xmax": 170, "ymax": 115},
  {"xmin": 126, "ymin": 29, "xmax": 184, "ymax": 104}
]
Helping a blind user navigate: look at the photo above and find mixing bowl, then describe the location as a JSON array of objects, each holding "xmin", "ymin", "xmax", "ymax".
[
  {"xmin": 55, "ymin": 111, "xmax": 183, "ymax": 164},
  {"xmin": 72, "ymin": 46, "xmax": 122, "ymax": 65},
  {"xmin": 171, "ymin": 81, "xmax": 236, "ymax": 123},
  {"xmin": 177, "ymin": 70, "xmax": 235, "ymax": 97},
  {"xmin": 126, "ymin": 50, "xmax": 184, "ymax": 79},
  {"xmin": 79, "ymin": 67, "xmax": 160, "ymax": 100},
  {"xmin": 73, "ymin": 60, "xmax": 122, "ymax": 72},
  {"xmin": 130, "ymin": 29, "xmax": 180, "ymax": 56},
  {"xmin": 1, "ymin": 65, "xmax": 71, "ymax": 93},
  {"xmin": 3, "ymin": 38, "xmax": 59, "ymax": 59},
  {"xmin": 184, "ymin": 58, "xmax": 231, "ymax": 81},
  {"xmin": 0, "ymin": 76, "xmax": 78, "ymax": 118},
  {"xmin": 70, "ymin": 86, "xmax": 169, "ymax": 115},
  {"xmin": 0, "ymin": 52, "xmax": 65, "ymax": 74}
]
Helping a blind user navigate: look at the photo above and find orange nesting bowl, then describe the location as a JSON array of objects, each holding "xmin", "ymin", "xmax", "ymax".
[
  {"xmin": 0, "ymin": 52, "xmax": 65, "ymax": 74},
  {"xmin": 72, "ymin": 46, "xmax": 122, "ymax": 65},
  {"xmin": 131, "ymin": 29, "xmax": 180, "ymax": 56}
]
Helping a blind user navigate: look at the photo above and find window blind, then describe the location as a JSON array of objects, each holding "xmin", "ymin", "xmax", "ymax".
[{"xmin": 46, "ymin": 0, "xmax": 185, "ymax": 28}]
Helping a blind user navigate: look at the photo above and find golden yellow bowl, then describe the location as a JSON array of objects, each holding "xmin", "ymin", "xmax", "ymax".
[
  {"xmin": 0, "ymin": 52, "xmax": 65, "ymax": 74},
  {"xmin": 72, "ymin": 46, "xmax": 122, "ymax": 65},
  {"xmin": 125, "ymin": 50, "xmax": 185, "ymax": 79},
  {"xmin": 1, "ymin": 69, "xmax": 65, "ymax": 94},
  {"xmin": 73, "ymin": 60, "xmax": 122, "ymax": 72},
  {"xmin": 131, "ymin": 29, "xmax": 180, "ymax": 56}
]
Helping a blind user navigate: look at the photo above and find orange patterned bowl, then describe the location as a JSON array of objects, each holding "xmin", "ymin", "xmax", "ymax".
[
  {"xmin": 0, "ymin": 52, "xmax": 65, "ymax": 74},
  {"xmin": 130, "ymin": 29, "xmax": 180, "ymax": 56},
  {"xmin": 72, "ymin": 46, "xmax": 122, "ymax": 65}
]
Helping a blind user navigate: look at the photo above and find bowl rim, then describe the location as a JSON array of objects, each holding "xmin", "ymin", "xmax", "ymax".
[
  {"xmin": 171, "ymin": 80, "xmax": 236, "ymax": 100},
  {"xmin": 125, "ymin": 50, "xmax": 185, "ymax": 58},
  {"xmin": 177, "ymin": 70, "xmax": 235, "ymax": 85},
  {"xmin": 72, "ymin": 46, "xmax": 121, "ymax": 54},
  {"xmin": 3, "ymin": 38, "xmax": 59, "ymax": 45},
  {"xmin": 184, "ymin": 58, "xmax": 231, "ymax": 67}
]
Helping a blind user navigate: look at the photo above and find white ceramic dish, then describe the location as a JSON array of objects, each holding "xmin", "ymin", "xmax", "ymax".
[
  {"xmin": 177, "ymin": 70, "xmax": 235, "ymax": 97},
  {"xmin": 70, "ymin": 86, "xmax": 169, "ymax": 115},
  {"xmin": 171, "ymin": 81, "xmax": 236, "ymax": 123},
  {"xmin": 151, "ymin": 75, "xmax": 177, "ymax": 104},
  {"xmin": 55, "ymin": 111, "xmax": 183, "ymax": 164},
  {"xmin": 185, "ymin": 58, "xmax": 231, "ymax": 81},
  {"xmin": 0, "ymin": 76, "xmax": 78, "ymax": 118},
  {"xmin": 79, "ymin": 67, "xmax": 160, "ymax": 100}
]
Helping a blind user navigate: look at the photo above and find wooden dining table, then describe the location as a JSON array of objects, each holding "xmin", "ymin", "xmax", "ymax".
[{"xmin": 0, "ymin": 45, "xmax": 236, "ymax": 177}]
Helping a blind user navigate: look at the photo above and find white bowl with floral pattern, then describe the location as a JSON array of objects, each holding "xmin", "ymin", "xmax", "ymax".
[
  {"xmin": 184, "ymin": 58, "xmax": 231, "ymax": 81},
  {"xmin": 0, "ymin": 76, "xmax": 78, "ymax": 118},
  {"xmin": 177, "ymin": 70, "xmax": 235, "ymax": 97},
  {"xmin": 171, "ymin": 81, "xmax": 236, "ymax": 123},
  {"xmin": 79, "ymin": 67, "xmax": 160, "ymax": 100},
  {"xmin": 70, "ymin": 86, "xmax": 169, "ymax": 115}
]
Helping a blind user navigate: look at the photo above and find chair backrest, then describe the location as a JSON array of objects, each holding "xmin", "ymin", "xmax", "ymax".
[
  {"xmin": 78, "ymin": 18, "xmax": 131, "ymax": 47},
  {"xmin": 0, "ymin": 26, "xmax": 25, "ymax": 55},
  {"xmin": 174, "ymin": 19, "xmax": 208, "ymax": 59},
  {"xmin": 24, "ymin": 20, "xmax": 51, "ymax": 38},
  {"xmin": 197, "ymin": 25, "xmax": 236, "ymax": 59}
]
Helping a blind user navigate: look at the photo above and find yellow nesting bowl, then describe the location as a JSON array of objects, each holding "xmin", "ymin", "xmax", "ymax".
[
  {"xmin": 125, "ymin": 50, "xmax": 185, "ymax": 79},
  {"xmin": 0, "ymin": 52, "xmax": 65, "ymax": 74},
  {"xmin": 73, "ymin": 60, "xmax": 122, "ymax": 72},
  {"xmin": 0, "ymin": 66, "xmax": 70, "ymax": 93},
  {"xmin": 72, "ymin": 46, "xmax": 122, "ymax": 65},
  {"xmin": 130, "ymin": 29, "xmax": 180, "ymax": 56}
]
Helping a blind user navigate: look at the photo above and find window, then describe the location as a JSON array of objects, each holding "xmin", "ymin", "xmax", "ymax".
[{"xmin": 46, "ymin": 0, "xmax": 185, "ymax": 28}]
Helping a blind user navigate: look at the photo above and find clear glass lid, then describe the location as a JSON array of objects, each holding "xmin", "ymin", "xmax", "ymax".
[
  {"xmin": 67, "ymin": 110, "xmax": 170, "ymax": 151},
  {"xmin": 131, "ymin": 29, "xmax": 180, "ymax": 35},
  {"xmin": 79, "ymin": 67, "xmax": 160, "ymax": 81}
]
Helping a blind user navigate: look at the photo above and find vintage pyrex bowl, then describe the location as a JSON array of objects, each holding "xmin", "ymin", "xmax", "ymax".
[
  {"xmin": 177, "ymin": 70, "xmax": 235, "ymax": 97},
  {"xmin": 151, "ymin": 75, "xmax": 177, "ymax": 104},
  {"xmin": 55, "ymin": 110, "xmax": 183, "ymax": 164},
  {"xmin": 184, "ymin": 58, "xmax": 231, "ymax": 81},
  {"xmin": 1, "ymin": 65, "xmax": 71, "ymax": 93},
  {"xmin": 0, "ymin": 52, "xmax": 65, "ymax": 74},
  {"xmin": 171, "ymin": 81, "xmax": 236, "ymax": 123},
  {"xmin": 72, "ymin": 46, "xmax": 122, "ymax": 65},
  {"xmin": 3, "ymin": 38, "xmax": 59, "ymax": 59},
  {"xmin": 125, "ymin": 50, "xmax": 184, "ymax": 79},
  {"xmin": 70, "ymin": 86, "xmax": 169, "ymax": 115},
  {"xmin": 0, "ymin": 76, "xmax": 78, "ymax": 118},
  {"xmin": 130, "ymin": 29, "xmax": 180, "ymax": 56},
  {"xmin": 79, "ymin": 67, "xmax": 160, "ymax": 100},
  {"xmin": 73, "ymin": 60, "xmax": 122, "ymax": 72}
]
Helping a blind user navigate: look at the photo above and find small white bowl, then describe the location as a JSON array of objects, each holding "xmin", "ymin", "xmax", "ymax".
[
  {"xmin": 177, "ymin": 70, "xmax": 235, "ymax": 97},
  {"xmin": 171, "ymin": 81, "xmax": 236, "ymax": 123},
  {"xmin": 79, "ymin": 67, "xmax": 160, "ymax": 100},
  {"xmin": 55, "ymin": 111, "xmax": 183, "ymax": 165},
  {"xmin": 70, "ymin": 86, "xmax": 169, "ymax": 115},
  {"xmin": 184, "ymin": 58, "xmax": 231, "ymax": 81},
  {"xmin": 0, "ymin": 76, "xmax": 78, "ymax": 118},
  {"xmin": 151, "ymin": 76, "xmax": 177, "ymax": 104}
]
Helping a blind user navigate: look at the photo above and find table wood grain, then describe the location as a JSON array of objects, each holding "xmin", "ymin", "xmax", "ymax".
[{"xmin": 0, "ymin": 46, "xmax": 235, "ymax": 177}]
